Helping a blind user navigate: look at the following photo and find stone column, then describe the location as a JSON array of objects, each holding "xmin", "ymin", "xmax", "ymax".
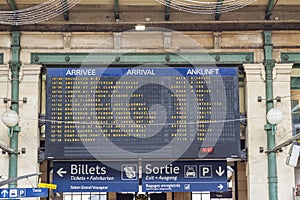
[
  {"xmin": 166, "ymin": 192, "xmax": 172, "ymax": 200},
  {"xmin": 244, "ymin": 63, "xmax": 295, "ymax": 200},
  {"xmin": 17, "ymin": 64, "xmax": 42, "ymax": 187},
  {"xmin": 107, "ymin": 192, "xmax": 116, "ymax": 200},
  {"xmin": 173, "ymin": 192, "xmax": 191, "ymax": 200},
  {"xmin": 113, "ymin": 33, "xmax": 121, "ymax": 50},
  {"xmin": 244, "ymin": 63, "xmax": 268, "ymax": 200},
  {"xmin": 272, "ymin": 63, "xmax": 295, "ymax": 199},
  {"xmin": 0, "ymin": 65, "xmax": 10, "ymax": 179},
  {"xmin": 236, "ymin": 162, "xmax": 247, "ymax": 200}
]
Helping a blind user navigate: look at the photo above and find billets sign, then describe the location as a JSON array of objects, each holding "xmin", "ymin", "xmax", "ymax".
[{"xmin": 53, "ymin": 161, "xmax": 139, "ymax": 192}]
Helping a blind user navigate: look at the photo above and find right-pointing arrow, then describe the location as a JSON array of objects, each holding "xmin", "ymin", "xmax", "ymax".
[
  {"xmin": 216, "ymin": 166, "xmax": 225, "ymax": 177},
  {"xmin": 57, "ymin": 168, "xmax": 67, "ymax": 177},
  {"xmin": 218, "ymin": 184, "xmax": 224, "ymax": 190}
]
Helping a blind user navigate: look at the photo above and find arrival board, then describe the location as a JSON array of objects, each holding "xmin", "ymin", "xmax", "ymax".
[{"xmin": 45, "ymin": 66, "xmax": 240, "ymax": 159}]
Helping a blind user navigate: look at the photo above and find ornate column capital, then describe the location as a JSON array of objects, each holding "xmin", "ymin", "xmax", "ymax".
[
  {"xmin": 273, "ymin": 63, "xmax": 293, "ymax": 82},
  {"xmin": 19, "ymin": 65, "xmax": 42, "ymax": 83},
  {"xmin": 243, "ymin": 63, "xmax": 265, "ymax": 82},
  {"xmin": 0, "ymin": 65, "xmax": 9, "ymax": 83}
]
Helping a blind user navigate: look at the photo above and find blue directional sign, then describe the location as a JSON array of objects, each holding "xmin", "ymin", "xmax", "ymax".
[
  {"xmin": 0, "ymin": 188, "xmax": 48, "ymax": 199},
  {"xmin": 142, "ymin": 160, "xmax": 227, "ymax": 192},
  {"xmin": 53, "ymin": 161, "xmax": 139, "ymax": 192}
]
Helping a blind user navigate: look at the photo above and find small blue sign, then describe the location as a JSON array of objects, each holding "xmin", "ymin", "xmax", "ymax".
[
  {"xmin": 142, "ymin": 160, "xmax": 227, "ymax": 192},
  {"xmin": 53, "ymin": 161, "xmax": 139, "ymax": 192},
  {"xmin": 0, "ymin": 188, "xmax": 48, "ymax": 199}
]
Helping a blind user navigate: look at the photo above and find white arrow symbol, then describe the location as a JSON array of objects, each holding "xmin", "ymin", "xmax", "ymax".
[
  {"xmin": 216, "ymin": 166, "xmax": 225, "ymax": 176},
  {"xmin": 57, "ymin": 168, "xmax": 67, "ymax": 177},
  {"xmin": 218, "ymin": 184, "xmax": 224, "ymax": 190},
  {"xmin": 1, "ymin": 190, "xmax": 8, "ymax": 197}
]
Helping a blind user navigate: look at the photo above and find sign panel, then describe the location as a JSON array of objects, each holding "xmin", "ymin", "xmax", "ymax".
[
  {"xmin": 53, "ymin": 161, "xmax": 139, "ymax": 192},
  {"xmin": 38, "ymin": 183, "xmax": 57, "ymax": 190},
  {"xmin": 0, "ymin": 188, "xmax": 48, "ymax": 199},
  {"xmin": 142, "ymin": 160, "xmax": 227, "ymax": 192},
  {"xmin": 46, "ymin": 67, "xmax": 240, "ymax": 159}
]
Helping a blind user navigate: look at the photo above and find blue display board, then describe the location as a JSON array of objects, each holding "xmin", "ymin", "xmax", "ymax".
[
  {"xmin": 53, "ymin": 161, "xmax": 139, "ymax": 192},
  {"xmin": 0, "ymin": 188, "xmax": 48, "ymax": 199},
  {"xmin": 142, "ymin": 160, "xmax": 227, "ymax": 192},
  {"xmin": 46, "ymin": 66, "xmax": 240, "ymax": 159}
]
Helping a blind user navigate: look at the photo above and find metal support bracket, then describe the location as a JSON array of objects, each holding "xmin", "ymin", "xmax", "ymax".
[
  {"xmin": 264, "ymin": 124, "xmax": 273, "ymax": 131},
  {"xmin": 266, "ymin": 132, "xmax": 300, "ymax": 153},
  {"xmin": 0, "ymin": 143, "xmax": 18, "ymax": 155},
  {"xmin": 0, "ymin": 145, "xmax": 25, "ymax": 155},
  {"xmin": 240, "ymin": 112, "xmax": 247, "ymax": 126},
  {"xmin": 259, "ymin": 146, "xmax": 282, "ymax": 154},
  {"xmin": 3, "ymin": 97, "xmax": 27, "ymax": 103},
  {"xmin": 12, "ymin": 125, "xmax": 21, "ymax": 132},
  {"xmin": 259, "ymin": 146, "xmax": 265, "ymax": 153},
  {"xmin": 241, "ymin": 148, "xmax": 248, "ymax": 161},
  {"xmin": 0, "ymin": 173, "xmax": 41, "ymax": 187},
  {"xmin": 257, "ymin": 96, "xmax": 281, "ymax": 102},
  {"xmin": 38, "ymin": 114, "xmax": 46, "ymax": 127}
]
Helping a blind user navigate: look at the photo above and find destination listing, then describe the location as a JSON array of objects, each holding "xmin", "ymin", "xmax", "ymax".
[
  {"xmin": 70, "ymin": 185, "xmax": 109, "ymax": 191},
  {"xmin": 145, "ymin": 183, "xmax": 181, "ymax": 191}
]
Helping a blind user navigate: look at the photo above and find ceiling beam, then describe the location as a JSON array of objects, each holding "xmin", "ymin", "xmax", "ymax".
[
  {"xmin": 2, "ymin": 20, "xmax": 300, "ymax": 32},
  {"xmin": 115, "ymin": 0, "xmax": 120, "ymax": 21},
  {"xmin": 215, "ymin": 0, "xmax": 223, "ymax": 20},
  {"xmin": 61, "ymin": 0, "xmax": 70, "ymax": 21},
  {"xmin": 165, "ymin": 0, "xmax": 170, "ymax": 21},
  {"xmin": 7, "ymin": 0, "xmax": 17, "ymax": 10},
  {"xmin": 265, "ymin": 0, "xmax": 276, "ymax": 20}
]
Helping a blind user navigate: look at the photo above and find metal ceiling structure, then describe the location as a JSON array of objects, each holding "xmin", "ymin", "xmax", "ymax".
[
  {"xmin": 0, "ymin": 0, "xmax": 299, "ymax": 31},
  {"xmin": 0, "ymin": 0, "xmax": 80, "ymax": 25},
  {"xmin": 114, "ymin": 0, "xmax": 120, "ymax": 21},
  {"xmin": 214, "ymin": 0, "xmax": 223, "ymax": 20},
  {"xmin": 6, "ymin": 0, "xmax": 17, "ymax": 10},
  {"xmin": 61, "ymin": 0, "xmax": 70, "ymax": 21},
  {"xmin": 265, "ymin": 0, "xmax": 277, "ymax": 20}
]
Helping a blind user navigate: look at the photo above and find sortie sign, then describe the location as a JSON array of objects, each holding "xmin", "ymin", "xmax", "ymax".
[{"xmin": 142, "ymin": 160, "xmax": 227, "ymax": 192}]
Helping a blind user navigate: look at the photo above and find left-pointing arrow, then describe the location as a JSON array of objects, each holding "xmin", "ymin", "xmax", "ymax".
[
  {"xmin": 57, "ymin": 168, "xmax": 67, "ymax": 177},
  {"xmin": 1, "ymin": 190, "xmax": 8, "ymax": 197}
]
